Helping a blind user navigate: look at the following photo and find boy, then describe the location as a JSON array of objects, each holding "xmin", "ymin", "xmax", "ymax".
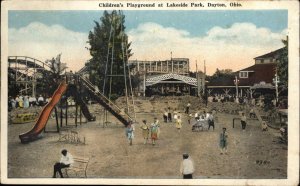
[
  {"xmin": 241, "ymin": 112, "xmax": 247, "ymax": 131},
  {"xmin": 219, "ymin": 128, "xmax": 228, "ymax": 154}
]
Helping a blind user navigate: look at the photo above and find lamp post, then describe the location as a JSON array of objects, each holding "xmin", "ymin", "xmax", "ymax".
[
  {"xmin": 234, "ymin": 75, "xmax": 239, "ymax": 103},
  {"xmin": 273, "ymin": 72, "xmax": 280, "ymax": 104}
]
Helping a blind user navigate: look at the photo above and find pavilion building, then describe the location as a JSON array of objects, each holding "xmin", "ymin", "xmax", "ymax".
[{"xmin": 129, "ymin": 58, "xmax": 205, "ymax": 96}]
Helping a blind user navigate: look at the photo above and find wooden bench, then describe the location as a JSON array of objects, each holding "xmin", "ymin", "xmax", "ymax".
[
  {"xmin": 58, "ymin": 130, "xmax": 86, "ymax": 144},
  {"xmin": 58, "ymin": 131, "xmax": 69, "ymax": 142},
  {"xmin": 65, "ymin": 156, "xmax": 90, "ymax": 178}
]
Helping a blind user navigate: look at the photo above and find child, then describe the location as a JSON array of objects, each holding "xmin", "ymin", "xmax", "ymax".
[
  {"xmin": 125, "ymin": 122, "xmax": 135, "ymax": 145},
  {"xmin": 155, "ymin": 118, "xmax": 160, "ymax": 138},
  {"xmin": 219, "ymin": 127, "xmax": 228, "ymax": 154},
  {"xmin": 176, "ymin": 115, "xmax": 182, "ymax": 133},
  {"xmin": 194, "ymin": 112, "xmax": 199, "ymax": 120},
  {"xmin": 185, "ymin": 102, "xmax": 191, "ymax": 114},
  {"xmin": 163, "ymin": 109, "xmax": 168, "ymax": 123},
  {"xmin": 167, "ymin": 107, "xmax": 172, "ymax": 122},
  {"xmin": 207, "ymin": 112, "xmax": 215, "ymax": 130},
  {"xmin": 150, "ymin": 120, "xmax": 159, "ymax": 145},
  {"xmin": 261, "ymin": 121, "xmax": 268, "ymax": 131},
  {"xmin": 241, "ymin": 112, "xmax": 247, "ymax": 131},
  {"xmin": 173, "ymin": 108, "xmax": 178, "ymax": 122},
  {"xmin": 249, "ymin": 108, "xmax": 255, "ymax": 118},
  {"xmin": 140, "ymin": 120, "xmax": 149, "ymax": 144},
  {"xmin": 188, "ymin": 114, "xmax": 192, "ymax": 124}
]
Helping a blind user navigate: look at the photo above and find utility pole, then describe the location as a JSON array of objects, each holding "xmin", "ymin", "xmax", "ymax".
[
  {"xmin": 196, "ymin": 60, "xmax": 200, "ymax": 97},
  {"xmin": 234, "ymin": 75, "xmax": 239, "ymax": 103},
  {"xmin": 273, "ymin": 72, "xmax": 280, "ymax": 104},
  {"xmin": 203, "ymin": 60, "xmax": 206, "ymax": 95},
  {"xmin": 143, "ymin": 71, "xmax": 146, "ymax": 97}
]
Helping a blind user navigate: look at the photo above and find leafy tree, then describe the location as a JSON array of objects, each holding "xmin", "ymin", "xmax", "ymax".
[
  {"xmin": 87, "ymin": 10, "xmax": 132, "ymax": 97},
  {"xmin": 207, "ymin": 68, "xmax": 233, "ymax": 81},
  {"xmin": 8, "ymin": 69, "xmax": 21, "ymax": 98},
  {"xmin": 37, "ymin": 54, "xmax": 67, "ymax": 96},
  {"xmin": 277, "ymin": 37, "xmax": 288, "ymax": 87}
]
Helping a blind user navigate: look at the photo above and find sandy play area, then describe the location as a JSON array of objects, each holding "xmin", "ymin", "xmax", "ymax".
[{"xmin": 6, "ymin": 98, "xmax": 287, "ymax": 179}]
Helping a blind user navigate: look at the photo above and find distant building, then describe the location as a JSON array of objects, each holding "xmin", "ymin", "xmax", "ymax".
[
  {"xmin": 129, "ymin": 58, "xmax": 190, "ymax": 75},
  {"xmin": 129, "ymin": 58, "xmax": 204, "ymax": 96},
  {"xmin": 254, "ymin": 47, "xmax": 285, "ymax": 65},
  {"xmin": 78, "ymin": 58, "xmax": 206, "ymax": 97},
  {"xmin": 207, "ymin": 47, "xmax": 285, "ymax": 98}
]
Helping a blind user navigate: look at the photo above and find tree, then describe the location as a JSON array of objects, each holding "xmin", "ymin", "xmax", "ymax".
[
  {"xmin": 37, "ymin": 54, "xmax": 67, "ymax": 96},
  {"xmin": 277, "ymin": 37, "xmax": 288, "ymax": 87},
  {"xmin": 207, "ymin": 68, "xmax": 233, "ymax": 81},
  {"xmin": 8, "ymin": 69, "xmax": 21, "ymax": 98},
  {"xmin": 87, "ymin": 10, "xmax": 132, "ymax": 97}
]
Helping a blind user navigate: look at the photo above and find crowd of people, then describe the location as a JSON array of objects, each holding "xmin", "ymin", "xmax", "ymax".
[
  {"xmin": 8, "ymin": 94, "xmax": 51, "ymax": 110},
  {"xmin": 125, "ymin": 97, "xmax": 278, "ymax": 160},
  {"xmin": 208, "ymin": 93, "xmax": 287, "ymax": 110}
]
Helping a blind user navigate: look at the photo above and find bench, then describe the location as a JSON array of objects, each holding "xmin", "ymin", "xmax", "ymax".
[
  {"xmin": 65, "ymin": 156, "xmax": 90, "ymax": 178},
  {"xmin": 58, "ymin": 130, "xmax": 86, "ymax": 144},
  {"xmin": 58, "ymin": 131, "xmax": 69, "ymax": 142}
]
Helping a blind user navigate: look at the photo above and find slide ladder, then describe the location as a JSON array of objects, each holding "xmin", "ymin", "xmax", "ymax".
[
  {"xmin": 19, "ymin": 81, "xmax": 68, "ymax": 143},
  {"xmin": 78, "ymin": 76, "xmax": 132, "ymax": 126}
]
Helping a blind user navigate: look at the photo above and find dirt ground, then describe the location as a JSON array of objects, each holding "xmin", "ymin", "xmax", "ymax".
[{"xmin": 6, "ymin": 99, "xmax": 287, "ymax": 179}]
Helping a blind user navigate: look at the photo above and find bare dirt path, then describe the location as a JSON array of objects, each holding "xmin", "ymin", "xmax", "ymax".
[{"xmin": 7, "ymin": 104, "xmax": 287, "ymax": 179}]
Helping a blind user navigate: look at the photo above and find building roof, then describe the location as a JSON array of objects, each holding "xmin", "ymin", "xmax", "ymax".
[
  {"xmin": 237, "ymin": 63, "xmax": 276, "ymax": 86},
  {"xmin": 254, "ymin": 47, "xmax": 285, "ymax": 59},
  {"xmin": 207, "ymin": 48, "xmax": 282, "ymax": 88},
  {"xmin": 207, "ymin": 75, "xmax": 235, "ymax": 87},
  {"xmin": 146, "ymin": 73, "xmax": 197, "ymax": 86},
  {"xmin": 207, "ymin": 63, "xmax": 277, "ymax": 88}
]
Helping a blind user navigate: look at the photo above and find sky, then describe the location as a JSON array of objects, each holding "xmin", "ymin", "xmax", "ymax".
[{"xmin": 8, "ymin": 10, "xmax": 287, "ymax": 75}]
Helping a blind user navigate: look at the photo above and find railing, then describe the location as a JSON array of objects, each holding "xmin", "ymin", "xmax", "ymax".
[
  {"xmin": 8, "ymin": 56, "xmax": 51, "ymax": 70},
  {"xmin": 78, "ymin": 75, "xmax": 133, "ymax": 123}
]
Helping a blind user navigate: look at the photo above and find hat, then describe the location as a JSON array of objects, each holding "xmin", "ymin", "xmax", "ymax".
[
  {"xmin": 183, "ymin": 153, "xmax": 189, "ymax": 159},
  {"xmin": 61, "ymin": 149, "xmax": 67, "ymax": 155}
]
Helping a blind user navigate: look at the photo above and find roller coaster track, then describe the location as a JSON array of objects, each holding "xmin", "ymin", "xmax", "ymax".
[{"xmin": 8, "ymin": 56, "xmax": 51, "ymax": 96}]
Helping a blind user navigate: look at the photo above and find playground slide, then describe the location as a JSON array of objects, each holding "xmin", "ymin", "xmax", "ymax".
[
  {"xmin": 67, "ymin": 84, "xmax": 96, "ymax": 121},
  {"xmin": 78, "ymin": 76, "xmax": 132, "ymax": 126},
  {"xmin": 19, "ymin": 82, "xmax": 68, "ymax": 143}
]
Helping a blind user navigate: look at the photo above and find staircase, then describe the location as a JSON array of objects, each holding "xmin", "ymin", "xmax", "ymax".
[{"xmin": 78, "ymin": 76, "xmax": 132, "ymax": 126}]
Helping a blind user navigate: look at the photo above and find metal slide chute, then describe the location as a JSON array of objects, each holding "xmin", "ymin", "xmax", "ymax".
[{"xmin": 19, "ymin": 81, "xmax": 68, "ymax": 143}]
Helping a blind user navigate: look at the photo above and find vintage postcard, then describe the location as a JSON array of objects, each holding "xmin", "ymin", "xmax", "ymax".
[{"xmin": 1, "ymin": 0, "xmax": 299, "ymax": 185}]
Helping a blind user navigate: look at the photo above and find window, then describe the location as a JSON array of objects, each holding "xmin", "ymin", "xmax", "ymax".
[{"xmin": 239, "ymin": 71, "xmax": 248, "ymax": 78}]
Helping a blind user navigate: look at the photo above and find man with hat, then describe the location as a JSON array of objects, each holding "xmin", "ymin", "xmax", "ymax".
[{"xmin": 180, "ymin": 153, "xmax": 195, "ymax": 179}]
